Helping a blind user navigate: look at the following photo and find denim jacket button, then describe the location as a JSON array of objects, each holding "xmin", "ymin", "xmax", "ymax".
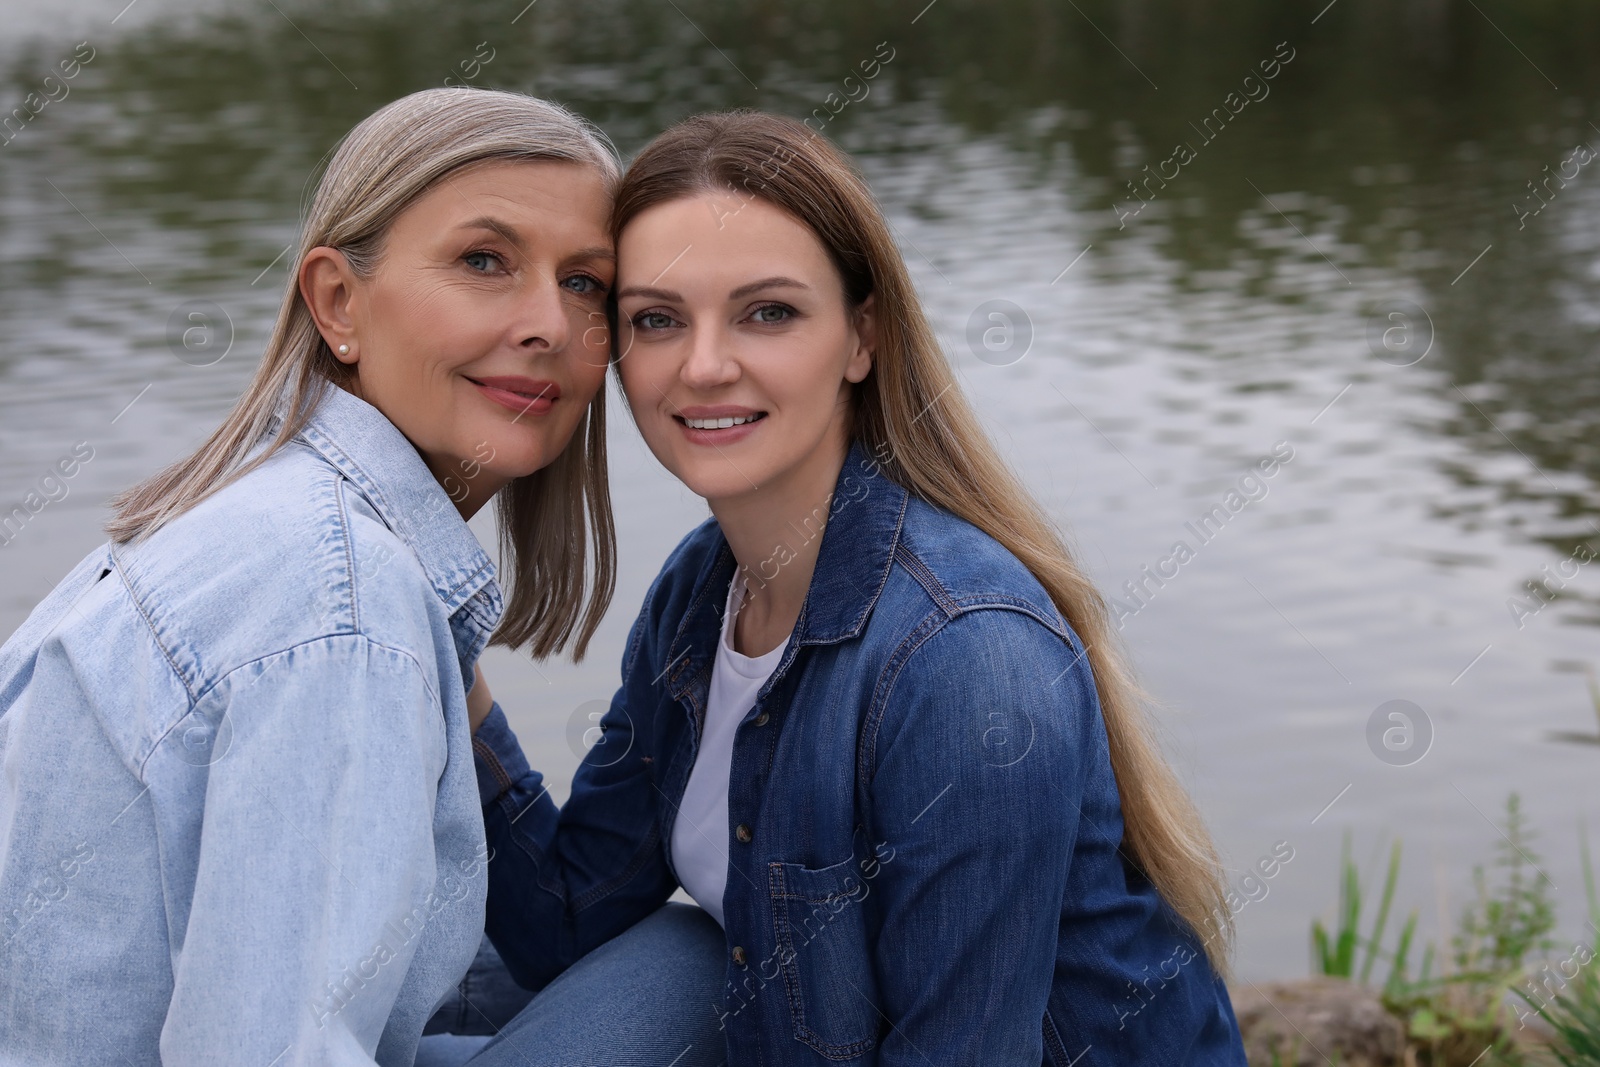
[
  {"xmin": 735, "ymin": 823, "xmax": 753, "ymax": 843},
  {"xmin": 731, "ymin": 945, "xmax": 748, "ymax": 967},
  {"xmin": 752, "ymin": 711, "xmax": 770, "ymax": 727}
]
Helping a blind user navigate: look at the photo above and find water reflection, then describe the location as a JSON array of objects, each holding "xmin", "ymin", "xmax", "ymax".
[
  {"xmin": 8, "ymin": 0, "xmax": 1597, "ymax": 548},
  {"xmin": 1, "ymin": 0, "xmax": 1597, "ymax": 978}
]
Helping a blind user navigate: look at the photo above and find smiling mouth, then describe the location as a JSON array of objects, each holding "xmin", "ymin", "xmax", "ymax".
[
  {"xmin": 675, "ymin": 413, "xmax": 767, "ymax": 430},
  {"xmin": 466, "ymin": 377, "xmax": 552, "ymax": 400}
]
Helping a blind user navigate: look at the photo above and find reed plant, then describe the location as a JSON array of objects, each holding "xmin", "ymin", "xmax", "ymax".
[
  {"xmin": 1309, "ymin": 794, "xmax": 1569, "ymax": 1066},
  {"xmin": 1513, "ymin": 827, "xmax": 1600, "ymax": 1066}
]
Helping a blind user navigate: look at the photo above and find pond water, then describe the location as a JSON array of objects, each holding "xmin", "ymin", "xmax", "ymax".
[{"xmin": 1, "ymin": 0, "xmax": 1596, "ymax": 981}]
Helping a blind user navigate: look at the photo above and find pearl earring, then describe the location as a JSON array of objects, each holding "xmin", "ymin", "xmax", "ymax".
[{"xmin": 337, "ymin": 344, "xmax": 350, "ymax": 355}]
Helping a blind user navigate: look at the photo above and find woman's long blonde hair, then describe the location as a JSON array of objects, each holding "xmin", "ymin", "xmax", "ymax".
[
  {"xmin": 612, "ymin": 111, "xmax": 1235, "ymax": 973},
  {"xmin": 107, "ymin": 88, "xmax": 620, "ymax": 660}
]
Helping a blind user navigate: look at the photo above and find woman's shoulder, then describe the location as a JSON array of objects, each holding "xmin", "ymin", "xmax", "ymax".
[
  {"xmin": 862, "ymin": 502, "xmax": 1107, "ymax": 787},
  {"xmin": 114, "ymin": 441, "xmax": 433, "ymax": 683},
  {"xmin": 892, "ymin": 493, "xmax": 1075, "ymax": 646},
  {"xmin": 125, "ymin": 439, "xmax": 341, "ymax": 575}
]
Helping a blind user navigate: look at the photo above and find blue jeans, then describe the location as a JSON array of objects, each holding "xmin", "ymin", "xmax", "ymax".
[{"xmin": 416, "ymin": 903, "xmax": 728, "ymax": 1067}]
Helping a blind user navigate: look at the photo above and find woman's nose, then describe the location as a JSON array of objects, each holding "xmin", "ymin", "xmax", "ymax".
[
  {"xmin": 512, "ymin": 276, "xmax": 572, "ymax": 352},
  {"xmin": 678, "ymin": 325, "xmax": 739, "ymax": 388}
]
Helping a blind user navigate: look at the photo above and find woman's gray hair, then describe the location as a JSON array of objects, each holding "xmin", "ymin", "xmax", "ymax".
[
  {"xmin": 108, "ymin": 87, "xmax": 622, "ymax": 660},
  {"xmin": 317, "ymin": 88, "xmax": 620, "ymax": 279}
]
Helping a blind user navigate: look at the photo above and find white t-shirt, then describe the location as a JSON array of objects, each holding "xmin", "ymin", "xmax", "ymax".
[{"xmin": 669, "ymin": 569, "xmax": 788, "ymax": 928}]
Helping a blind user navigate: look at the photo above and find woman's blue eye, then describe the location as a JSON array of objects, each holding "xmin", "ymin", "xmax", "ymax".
[
  {"xmin": 563, "ymin": 274, "xmax": 605, "ymax": 294},
  {"xmin": 635, "ymin": 312, "xmax": 677, "ymax": 330},
  {"xmin": 751, "ymin": 304, "xmax": 793, "ymax": 323},
  {"xmin": 463, "ymin": 251, "xmax": 501, "ymax": 272}
]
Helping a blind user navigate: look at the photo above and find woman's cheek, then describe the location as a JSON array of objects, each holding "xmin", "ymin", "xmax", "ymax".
[
  {"xmin": 579, "ymin": 310, "xmax": 610, "ymax": 357},
  {"xmin": 572, "ymin": 359, "xmax": 609, "ymax": 408},
  {"xmin": 616, "ymin": 350, "xmax": 666, "ymax": 414}
]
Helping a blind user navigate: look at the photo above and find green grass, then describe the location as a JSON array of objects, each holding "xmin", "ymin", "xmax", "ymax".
[
  {"xmin": 1530, "ymin": 961, "xmax": 1600, "ymax": 1067},
  {"xmin": 1307, "ymin": 793, "xmax": 1574, "ymax": 1066},
  {"xmin": 1514, "ymin": 826, "xmax": 1600, "ymax": 1066},
  {"xmin": 1312, "ymin": 835, "xmax": 1417, "ymax": 990}
]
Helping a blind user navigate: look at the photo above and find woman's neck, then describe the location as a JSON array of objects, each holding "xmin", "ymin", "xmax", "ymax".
[{"xmin": 710, "ymin": 440, "xmax": 848, "ymax": 658}]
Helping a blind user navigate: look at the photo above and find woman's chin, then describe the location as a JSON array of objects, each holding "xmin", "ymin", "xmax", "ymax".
[
  {"xmin": 460, "ymin": 449, "xmax": 551, "ymax": 494},
  {"xmin": 491, "ymin": 427, "xmax": 577, "ymax": 473},
  {"xmin": 667, "ymin": 461, "xmax": 766, "ymax": 506}
]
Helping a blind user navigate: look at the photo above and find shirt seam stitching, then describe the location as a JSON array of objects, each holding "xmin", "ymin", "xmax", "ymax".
[
  {"xmin": 108, "ymin": 542, "xmax": 196, "ymax": 712},
  {"xmin": 473, "ymin": 735, "xmax": 513, "ymax": 798},
  {"xmin": 569, "ymin": 819, "xmax": 663, "ymax": 913},
  {"xmin": 297, "ymin": 421, "xmax": 495, "ymax": 605},
  {"xmin": 891, "ymin": 538, "xmax": 959, "ymax": 617},
  {"xmin": 138, "ymin": 633, "xmax": 440, "ymax": 779},
  {"xmin": 860, "ymin": 602, "xmax": 1071, "ymax": 788},
  {"xmin": 860, "ymin": 605, "xmax": 951, "ymax": 789},
  {"xmin": 334, "ymin": 476, "xmax": 360, "ymax": 634}
]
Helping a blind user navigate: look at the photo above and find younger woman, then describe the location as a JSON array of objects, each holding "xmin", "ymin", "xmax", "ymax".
[{"xmin": 470, "ymin": 112, "xmax": 1249, "ymax": 1064}]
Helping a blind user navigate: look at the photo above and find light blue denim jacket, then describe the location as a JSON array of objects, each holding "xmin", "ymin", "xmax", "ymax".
[{"xmin": 0, "ymin": 379, "xmax": 499, "ymax": 1066}]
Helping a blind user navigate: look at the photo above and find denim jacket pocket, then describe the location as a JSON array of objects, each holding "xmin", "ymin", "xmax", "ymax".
[{"xmin": 768, "ymin": 834, "xmax": 883, "ymax": 1060}]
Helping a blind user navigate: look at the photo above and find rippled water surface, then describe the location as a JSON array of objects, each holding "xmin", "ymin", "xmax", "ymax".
[{"xmin": 2, "ymin": 0, "xmax": 1597, "ymax": 978}]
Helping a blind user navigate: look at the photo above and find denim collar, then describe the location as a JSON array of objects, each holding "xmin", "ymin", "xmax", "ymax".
[
  {"xmin": 268, "ymin": 378, "xmax": 503, "ymax": 646},
  {"xmin": 663, "ymin": 440, "xmax": 908, "ymax": 703}
]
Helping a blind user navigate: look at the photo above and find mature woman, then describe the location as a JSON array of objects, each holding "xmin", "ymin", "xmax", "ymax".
[
  {"xmin": 0, "ymin": 88, "xmax": 723, "ymax": 1066},
  {"xmin": 468, "ymin": 111, "xmax": 1250, "ymax": 1065}
]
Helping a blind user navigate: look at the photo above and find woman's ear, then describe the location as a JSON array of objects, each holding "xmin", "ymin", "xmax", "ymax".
[
  {"xmin": 299, "ymin": 247, "xmax": 360, "ymax": 365},
  {"xmin": 845, "ymin": 292, "xmax": 876, "ymax": 384}
]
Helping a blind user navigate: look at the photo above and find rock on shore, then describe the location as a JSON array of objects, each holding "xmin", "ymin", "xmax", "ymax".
[{"xmin": 1231, "ymin": 977, "xmax": 1407, "ymax": 1066}]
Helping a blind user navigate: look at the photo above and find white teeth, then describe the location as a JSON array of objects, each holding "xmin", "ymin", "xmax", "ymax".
[{"xmin": 684, "ymin": 414, "xmax": 758, "ymax": 430}]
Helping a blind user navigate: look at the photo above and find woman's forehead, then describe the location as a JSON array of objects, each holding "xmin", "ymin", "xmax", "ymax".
[
  {"xmin": 394, "ymin": 160, "xmax": 615, "ymax": 242},
  {"xmin": 615, "ymin": 195, "xmax": 832, "ymax": 286}
]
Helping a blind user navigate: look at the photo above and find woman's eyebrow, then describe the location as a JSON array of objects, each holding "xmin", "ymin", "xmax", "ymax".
[
  {"xmin": 453, "ymin": 220, "xmax": 614, "ymax": 264},
  {"xmin": 615, "ymin": 276, "xmax": 811, "ymax": 303},
  {"xmin": 727, "ymin": 276, "xmax": 809, "ymax": 300},
  {"xmin": 615, "ymin": 284, "xmax": 681, "ymax": 302},
  {"xmin": 456, "ymin": 216, "xmax": 524, "ymax": 249}
]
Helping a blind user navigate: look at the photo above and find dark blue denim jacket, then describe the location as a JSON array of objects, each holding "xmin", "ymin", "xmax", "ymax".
[{"xmin": 474, "ymin": 441, "xmax": 1247, "ymax": 1065}]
